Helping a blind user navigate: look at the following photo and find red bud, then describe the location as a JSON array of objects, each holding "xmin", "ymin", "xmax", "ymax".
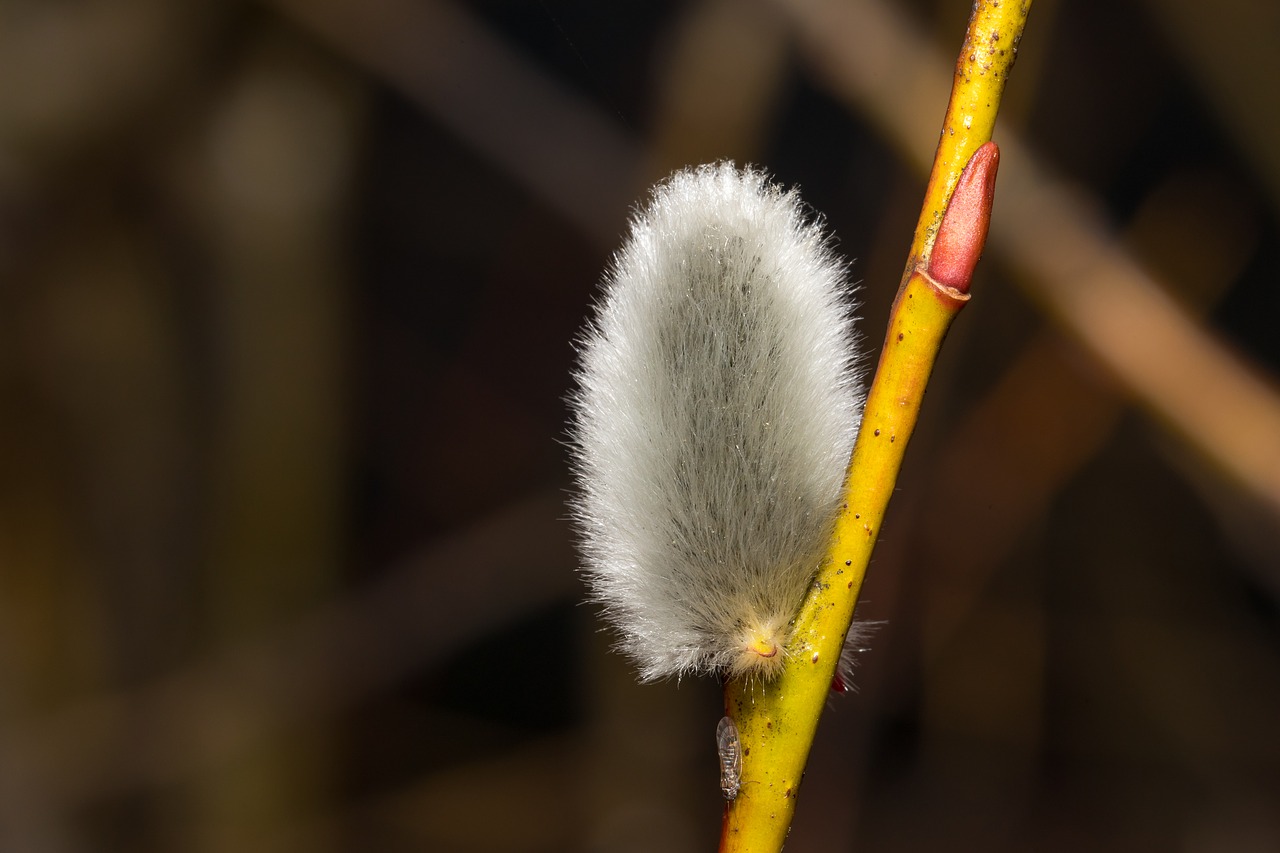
[{"xmin": 927, "ymin": 141, "xmax": 1000, "ymax": 292}]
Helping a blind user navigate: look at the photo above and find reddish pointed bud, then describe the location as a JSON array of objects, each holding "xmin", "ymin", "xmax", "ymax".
[{"xmin": 927, "ymin": 141, "xmax": 1000, "ymax": 292}]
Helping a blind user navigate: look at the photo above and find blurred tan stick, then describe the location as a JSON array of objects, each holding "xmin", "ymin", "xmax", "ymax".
[
  {"xmin": 775, "ymin": 0, "xmax": 1280, "ymax": 514},
  {"xmin": 0, "ymin": 491, "xmax": 574, "ymax": 817},
  {"xmin": 268, "ymin": 0, "xmax": 642, "ymax": 248}
]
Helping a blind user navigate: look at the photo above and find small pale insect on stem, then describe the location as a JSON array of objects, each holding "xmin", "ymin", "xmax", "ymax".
[{"xmin": 716, "ymin": 715, "xmax": 743, "ymax": 802}]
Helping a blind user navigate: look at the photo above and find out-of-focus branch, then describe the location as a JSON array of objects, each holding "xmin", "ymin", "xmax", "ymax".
[
  {"xmin": 267, "ymin": 0, "xmax": 643, "ymax": 248},
  {"xmin": 775, "ymin": 0, "xmax": 1280, "ymax": 516},
  {"xmin": 0, "ymin": 491, "xmax": 574, "ymax": 815},
  {"xmin": 993, "ymin": 142, "xmax": 1280, "ymax": 509},
  {"xmin": 268, "ymin": 0, "xmax": 1280, "ymax": 521}
]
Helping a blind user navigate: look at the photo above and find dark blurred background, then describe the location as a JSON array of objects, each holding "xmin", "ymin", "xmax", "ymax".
[{"xmin": 1, "ymin": 0, "xmax": 1278, "ymax": 851}]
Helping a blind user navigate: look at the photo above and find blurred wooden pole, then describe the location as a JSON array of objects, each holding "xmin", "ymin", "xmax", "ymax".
[{"xmin": 188, "ymin": 30, "xmax": 360, "ymax": 853}]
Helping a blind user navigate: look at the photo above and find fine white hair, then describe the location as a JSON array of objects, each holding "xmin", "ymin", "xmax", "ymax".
[{"xmin": 569, "ymin": 162, "xmax": 865, "ymax": 682}]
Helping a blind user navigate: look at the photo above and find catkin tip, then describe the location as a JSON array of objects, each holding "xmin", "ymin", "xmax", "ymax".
[{"xmin": 729, "ymin": 618, "xmax": 790, "ymax": 680}]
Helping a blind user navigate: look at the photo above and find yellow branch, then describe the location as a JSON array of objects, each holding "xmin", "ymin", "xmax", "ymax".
[
  {"xmin": 910, "ymin": 1, "xmax": 1028, "ymax": 272},
  {"xmin": 720, "ymin": 4, "xmax": 1030, "ymax": 852}
]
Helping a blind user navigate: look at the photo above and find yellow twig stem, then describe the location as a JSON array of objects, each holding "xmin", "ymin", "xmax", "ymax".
[
  {"xmin": 909, "ymin": 1, "xmax": 1028, "ymax": 274},
  {"xmin": 720, "ymin": 4, "xmax": 1030, "ymax": 852}
]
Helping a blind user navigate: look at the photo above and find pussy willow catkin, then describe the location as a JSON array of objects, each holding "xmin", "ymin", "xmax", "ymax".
[{"xmin": 569, "ymin": 163, "xmax": 865, "ymax": 682}]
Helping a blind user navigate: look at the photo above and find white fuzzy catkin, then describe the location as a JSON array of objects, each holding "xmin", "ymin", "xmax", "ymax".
[{"xmin": 569, "ymin": 162, "xmax": 864, "ymax": 682}]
